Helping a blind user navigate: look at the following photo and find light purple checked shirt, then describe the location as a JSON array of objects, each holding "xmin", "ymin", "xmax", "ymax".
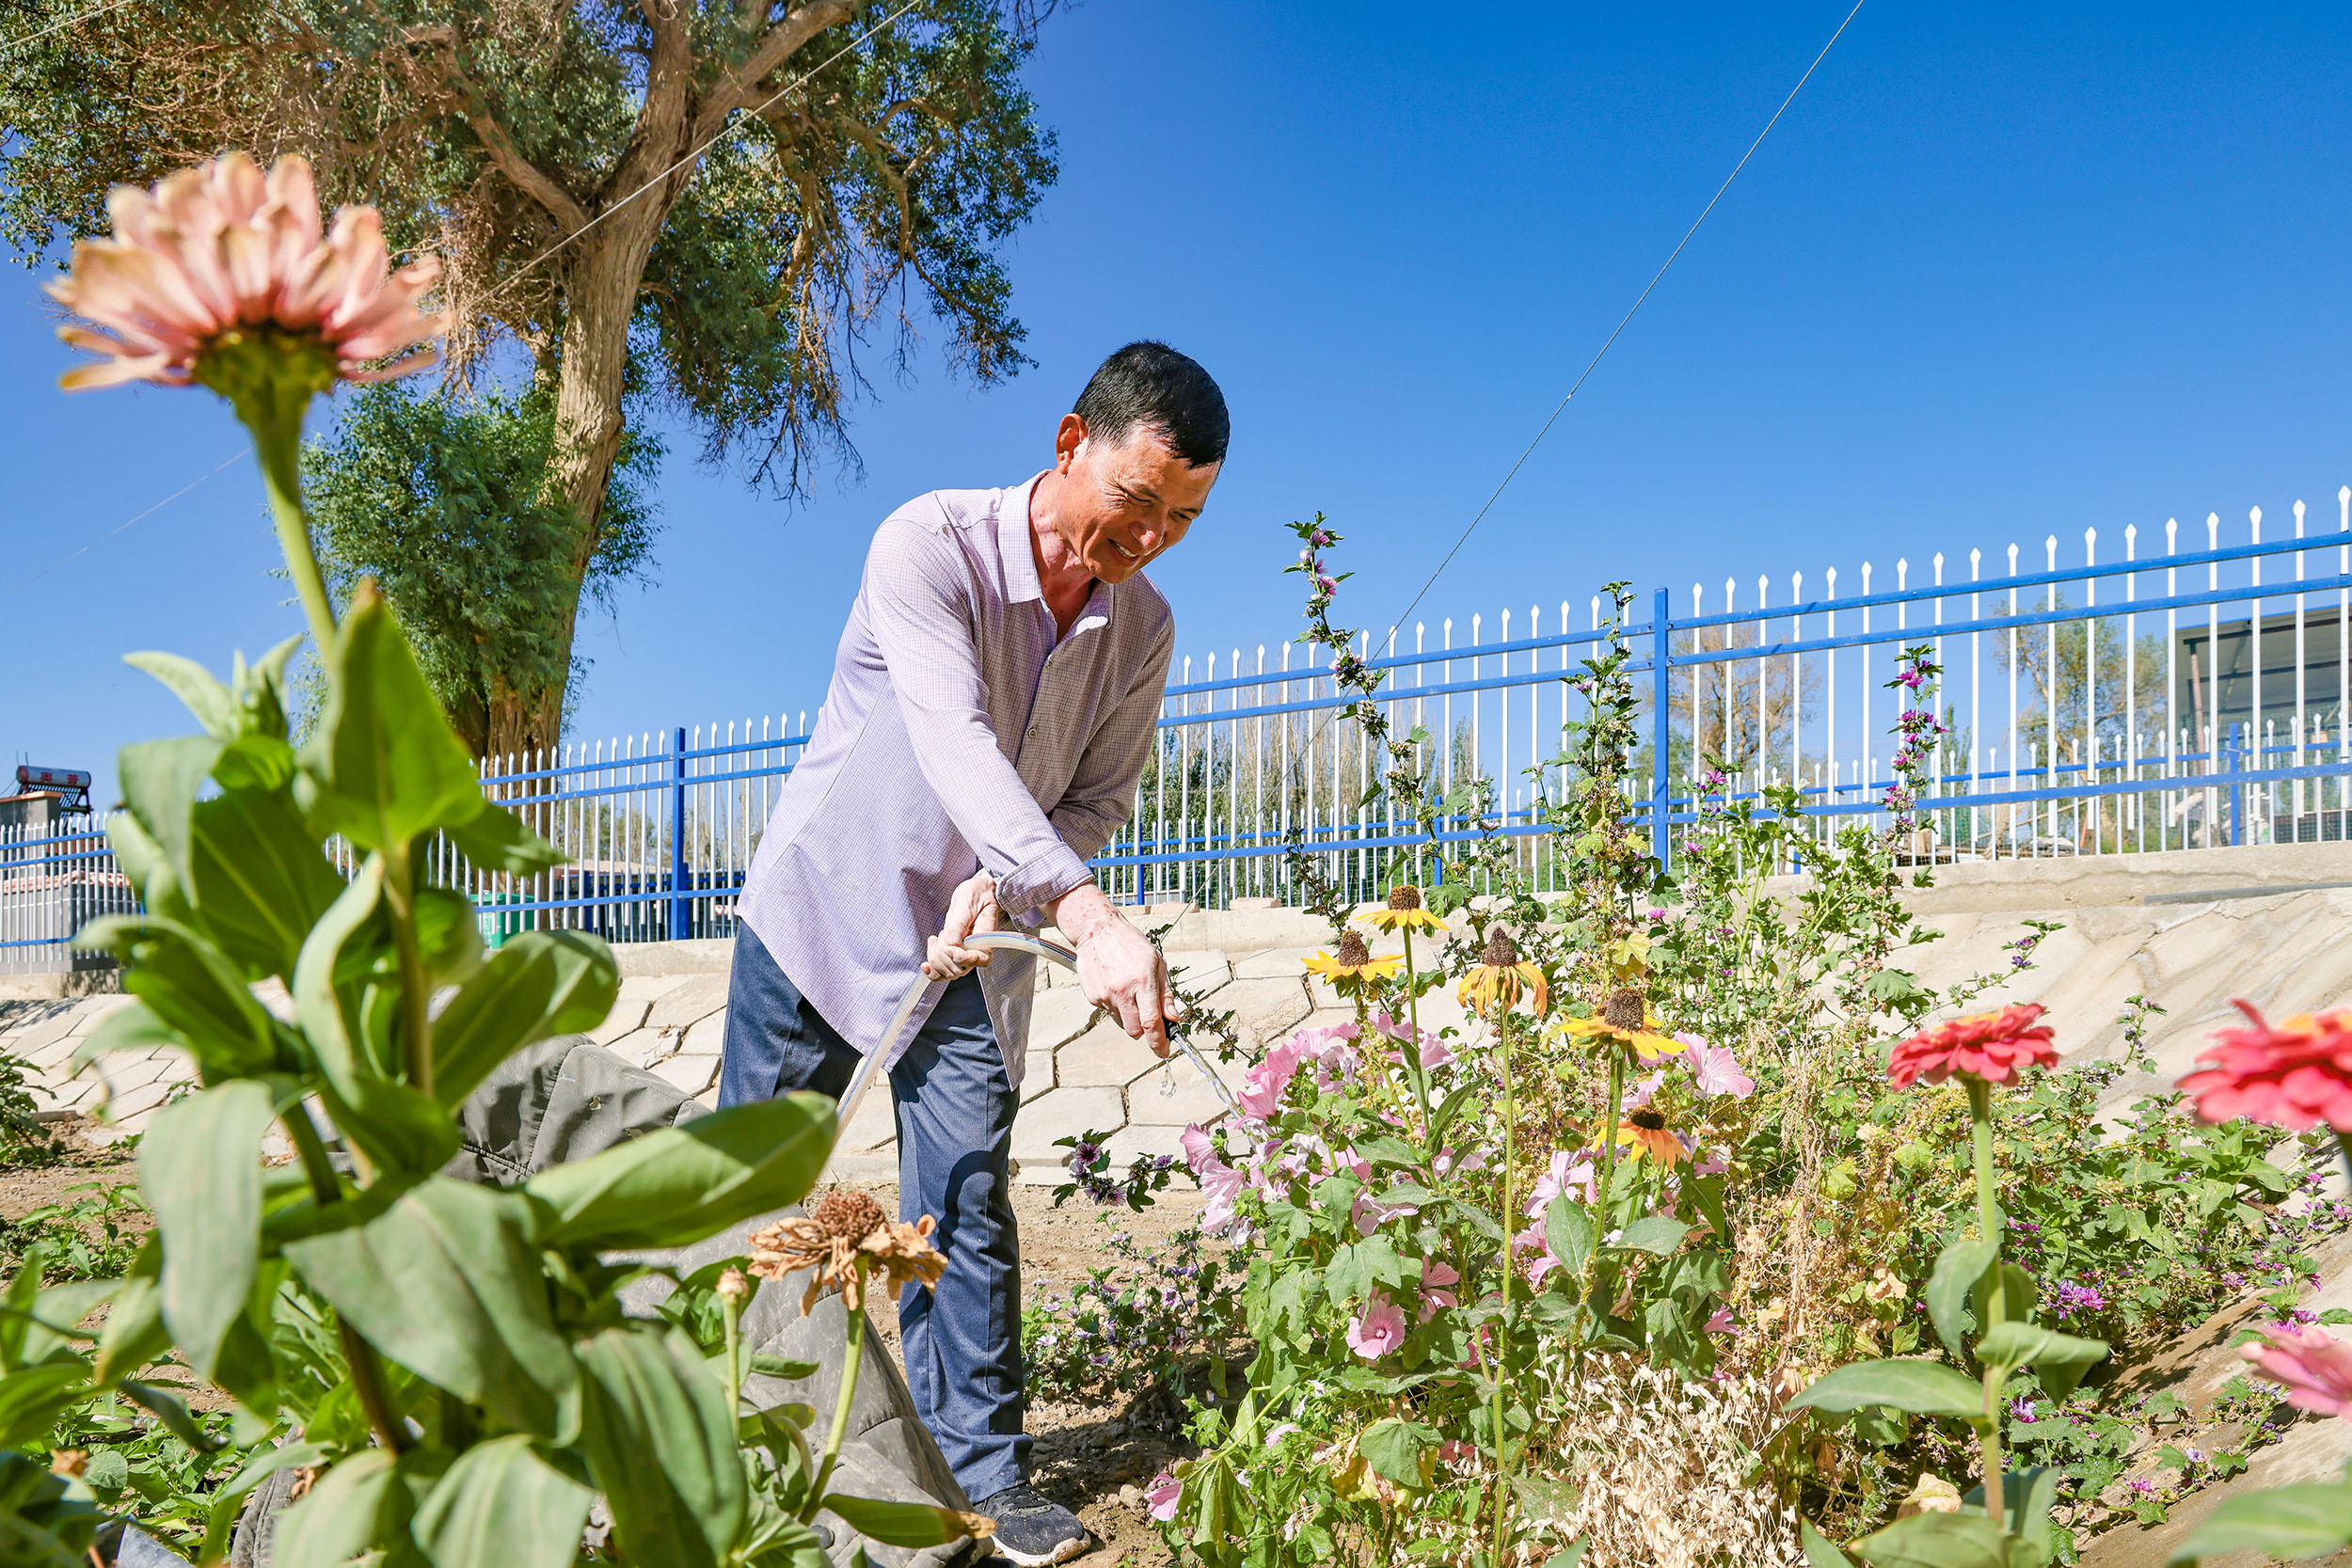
[{"xmin": 738, "ymin": 474, "xmax": 1175, "ymax": 1090}]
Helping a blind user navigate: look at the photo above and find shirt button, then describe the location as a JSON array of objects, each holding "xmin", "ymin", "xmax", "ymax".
[{"xmin": 1026, "ymin": 725, "xmax": 1038, "ymax": 738}]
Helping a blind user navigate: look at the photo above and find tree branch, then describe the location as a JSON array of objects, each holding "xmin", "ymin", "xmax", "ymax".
[
  {"xmin": 424, "ymin": 44, "xmax": 592, "ymax": 233},
  {"xmin": 700, "ymin": 0, "xmax": 855, "ymax": 137}
]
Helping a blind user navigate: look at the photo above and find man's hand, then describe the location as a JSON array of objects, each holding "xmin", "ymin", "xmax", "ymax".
[
  {"xmin": 1049, "ymin": 881, "xmax": 1177, "ymax": 1057},
  {"xmin": 924, "ymin": 870, "xmax": 1000, "ymax": 980}
]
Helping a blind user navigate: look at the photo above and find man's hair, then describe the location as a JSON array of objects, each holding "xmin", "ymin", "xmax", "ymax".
[{"xmin": 1071, "ymin": 341, "xmax": 1229, "ymax": 468}]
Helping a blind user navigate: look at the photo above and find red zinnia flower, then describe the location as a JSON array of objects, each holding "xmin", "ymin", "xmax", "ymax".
[
  {"xmin": 1886, "ymin": 1004, "xmax": 2058, "ymax": 1089},
  {"xmin": 2176, "ymin": 1000, "xmax": 2352, "ymax": 1132}
]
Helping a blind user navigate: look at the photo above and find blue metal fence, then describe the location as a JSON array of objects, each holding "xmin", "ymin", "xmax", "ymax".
[{"xmin": 10, "ymin": 488, "xmax": 2352, "ymax": 966}]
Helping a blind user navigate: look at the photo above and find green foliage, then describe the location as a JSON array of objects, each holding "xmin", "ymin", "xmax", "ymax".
[
  {"xmin": 0, "ymin": 1183, "xmax": 144, "ymax": 1284},
  {"xmin": 1022, "ymin": 1224, "xmax": 1242, "ymax": 1422},
  {"xmin": 303, "ymin": 383, "xmax": 661, "ymax": 756}
]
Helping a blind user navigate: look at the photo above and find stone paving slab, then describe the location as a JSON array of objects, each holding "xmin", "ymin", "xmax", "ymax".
[{"xmin": 645, "ymin": 972, "xmax": 729, "ymax": 1031}]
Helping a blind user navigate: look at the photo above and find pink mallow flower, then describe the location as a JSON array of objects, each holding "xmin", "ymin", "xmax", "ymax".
[
  {"xmin": 1238, "ymin": 1035, "xmax": 1309, "ymax": 1121},
  {"xmin": 2242, "ymin": 1321, "xmax": 2352, "ymax": 1418},
  {"xmin": 1375, "ymin": 1011, "xmax": 1454, "ymax": 1070},
  {"xmin": 1352, "ymin": 1189, "xmax": 1416, "ymax": 1236},
  {"xmin": 1347, "ymin": 1294, "xmax": 1409, "ymax": 1359},
  {"xmin": 1145, "ymin": 1471, "xmax": 1183, "ymax": 1522},
  {"xmin": 1182, "ymin": 1125, "xmax": 1248, "ymax": 1236},
  {"xmin": 1680, "ymin": 1036, "xmax": 1756, "ymax": 1100},
  {"xmin": 1511, "ymin": 1225, "xmax": 1563, "ymax": 1286},
  {"xmin": 1704, "ymin": 1307, "xmax": 1739, "ymax": 1336},
  {"xmin": 1524, "ymin": 1149, "xmax": 1597, "ymax": 1219},
  {"xmin": 1419, "ymin": 1257, "xmax": 1460, "ymax": 1322}
]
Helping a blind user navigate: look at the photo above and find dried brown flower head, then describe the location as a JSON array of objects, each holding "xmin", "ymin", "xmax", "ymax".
[
  {"xmin": 1388, "ymin": 884, "xmax": 1422, "ymax": 911},
  {"xmin": 748, "ymin": 1191, "xmax": 947, "ymax": 1315},
  {"xmin": 1337, "ymin": 929, "xmax": 1372, "ymax": 967},
  {"xmin": 1628, "ymin": 1108, "xmax": 1667, "ymax": 1132},
  {"xmin": 1482, "ymin": 927, "xmax": 1519, "ymax": 969},
  {"xmin": 1603, "ymin": 986, "xmax": 1646, "ymax": 1031}
]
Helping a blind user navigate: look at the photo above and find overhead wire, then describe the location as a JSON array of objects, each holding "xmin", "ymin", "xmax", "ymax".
[
  {"xmin": 0, "ymin": 0, "xmax": 140, "ymax": 55},
  {"xmin": 1387, "ymin": 0, "xmax": 1871, "ymax": 632},
  {"xmin": 10, "ymin": 0, "xmax": 932, "ymax": 590},
  {"xmin": 0, "ymin": 448, "xmax": 250, "ymax": 602}
]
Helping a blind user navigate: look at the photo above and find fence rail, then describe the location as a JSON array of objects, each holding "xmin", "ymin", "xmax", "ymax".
[{"xmin": 12, "ymin": 488, "xmax": 2352, "ymax": 968}]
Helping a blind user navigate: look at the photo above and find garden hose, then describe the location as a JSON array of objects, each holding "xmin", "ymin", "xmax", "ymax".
[{"xmin": 824, "ymin": 929, "xmax": 1239, "ymax": 1180}]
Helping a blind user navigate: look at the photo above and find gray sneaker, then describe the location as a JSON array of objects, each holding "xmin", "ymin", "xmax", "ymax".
[{"xmin": 974, "ymin": 1483, "xmax": 1089, "ymax": 1565}]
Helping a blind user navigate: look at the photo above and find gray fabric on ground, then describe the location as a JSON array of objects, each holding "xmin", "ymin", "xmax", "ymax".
[{"xmin": 230, "ymin": 1035, "xmax": 983, "ymax": 1567}]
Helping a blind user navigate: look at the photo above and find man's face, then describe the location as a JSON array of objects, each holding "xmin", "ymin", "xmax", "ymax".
[{"xmin": 1050, "ymin": 413, "xmax": 1218, "ymax": 583}]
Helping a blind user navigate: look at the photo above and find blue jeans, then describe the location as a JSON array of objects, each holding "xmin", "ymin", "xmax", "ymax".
[{"xmin": 718, "ymin": 926, "xmax": 1028, "ymax": 1500}]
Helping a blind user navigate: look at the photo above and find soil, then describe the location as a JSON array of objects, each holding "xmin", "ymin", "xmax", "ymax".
[{"xmin": 3, "ymin": 1119, "xmax": 1190, "ymax": 1565}]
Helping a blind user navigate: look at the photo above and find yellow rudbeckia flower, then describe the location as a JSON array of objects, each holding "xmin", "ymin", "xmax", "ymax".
[
  {"xmin": 1303, "ymin": 929, "xmax": 1404, "ymax": 992},
  {"xmin": 1457, "ymin": 927, "xmax": 1548, "ymax": 1017},
  {"xmin": 1360, "ymin": 883, "xmax": 1449, "ymax": 934},
  {"xmin": 1557, "ymin": 988, "xmax": 1682, "ymax": 1065}
]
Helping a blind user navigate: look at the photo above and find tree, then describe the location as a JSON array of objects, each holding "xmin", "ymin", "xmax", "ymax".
[
  {"xmin": 0, "ymin": 0, "xmax": 1057, "ymax": 755},
  {"xmin": 303, "ymin": 382, "xmax": 661, "ymax": 758}
]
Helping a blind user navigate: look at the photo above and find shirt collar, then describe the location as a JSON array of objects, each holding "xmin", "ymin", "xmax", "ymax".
[
  {"xmin": 1000, "ymin": 473, "xmax": 1048, "ymax": 605},
  {"xmin": 1003, "ymin": 472, "xmax": 1119, "ymax": 635}
]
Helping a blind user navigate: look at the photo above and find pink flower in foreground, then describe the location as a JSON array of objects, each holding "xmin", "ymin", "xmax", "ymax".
[
  {"xmin": 1419, "ymin": 1257, "xmax": 1460, "ymax": 1321},
  {"xmin": 1181, "ymin": 1123, "xmax": 1247, "ymax": 1235},
  {"xmin": 1346, "ymin": 1294, "xmax": 1408, "ymax": 1360},
  {"xmin": 1145, "ymin": 1471, "xmax": 1183, "ymax": 1522},
  {"xmin": 1704, "ymin": 1307, "xmax": 1739, "ymax": 1337},
  {"xmin": 2241, "ymin": 1321, "xmax": 2352, "ymax": 1418},
  {"xmin": 49, "ymin": 151, "xmax": 445, "ymax": 390},
  {"xmin": 1351, "ymin": 1189, "xmax": 1415, "ymax": 1236},
  {"xmin": 2178, "ymin": 1001, "xmax": 2352, "ymax": 1132},
  {"xmin": 1238, "ymin": 1036, "xmax": 1308, "ymax": 1121},
  {"xmin": 1525, "ymin": 1149, "xmax": 1597, "ymax": 1219},
  {"xmin": 1436, "ymin": 1439, "xmax": 1475, "ymax": 1466},
  {"xmin": 1887, "ymin": 1004, "xmax": 2058, "ymax": 1089},
  {"xmin": 1683, "ymin": 1039, "xmax": 1756, "ymax": 1100},
  {"xmin": 1511, "ymin": 1225, "xmax": 1562, "ymax": 1287},
  {"xmin": 1375, "ymin": 1011, "xmax": 1454, "ymax": 1070}
]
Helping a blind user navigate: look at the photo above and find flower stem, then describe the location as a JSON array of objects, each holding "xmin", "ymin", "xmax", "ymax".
[
  {"xmin": 1403, "ymin": 933, "xmax": 1434, "ymax": 1146},
  {"xmin": 199, "ymin": 331, "xmax": 342, "ymax": 657},
  {"xmin": 283, "ymin": 1107, "xmax": 407, "ymax": 1455},
  {"xmin": 722, "ymin": 1286, "xmax": 745, "ymax": 1421},
  {"xmin": 1965, "ymin": 1075, "xmax": 2006, "ymax": 1534},
  {"xmin": 380, "ymin": 838, "xmax": 435, "ymax": 1098},
  {"xmin": 1493, "ymin": 1006, "xmax": 1517, "ymax": 1552},
  {"xmin": 803, "ymin": 1282, "xmax": 866, "ymax": 1521}
]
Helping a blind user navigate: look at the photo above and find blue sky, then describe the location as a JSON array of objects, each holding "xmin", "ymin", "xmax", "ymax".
[{"xmin": 8, "ymin": 0, "xmax": 2352, "ymax": 796}]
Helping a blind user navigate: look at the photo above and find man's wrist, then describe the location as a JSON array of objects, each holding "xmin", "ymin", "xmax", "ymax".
[{"xmin": 1049, "ymin": 880, "xmax": 1121, "ymax": 943}]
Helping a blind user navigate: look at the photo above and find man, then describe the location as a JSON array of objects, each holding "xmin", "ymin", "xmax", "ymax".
[{"xmin": 723, "ymin": 341, "xmax": 1226, "ymax": 1563}]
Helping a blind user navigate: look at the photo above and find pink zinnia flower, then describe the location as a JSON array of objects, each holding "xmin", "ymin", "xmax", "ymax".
[
  {"xmin": 2241, "ymin": 1321, "xmax": 2352, "ymax": 1418},
  {"xmin": 2178, "ymin": 1001, "xmax": 2352, "ymax": 1132},
  {"xmin": 48, "ymin": 151, "xmax": 445, "ymax": 389},
  {"xmin": 1418, "ymin": 1257, "xmax": 1459, "ymax": 1321},
  {"xmin": 1683, "ymin": 1040, "xmax": 1756, "ymax": 1100},
  {"xmin": 1145, "ymin": 1470, "xmax": 1183, "ymax": 1522},
  {"xmin": 1346, "ymin": 1294, "xmax": 1408, "ymax": 1359},
  {"xmin": 1887, "ymin": 1004, "xmax": 2058, "ymax": 1089}
]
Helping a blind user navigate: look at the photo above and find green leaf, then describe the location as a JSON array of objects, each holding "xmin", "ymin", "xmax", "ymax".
[
  {"xmin": 1359, "ymin": 1417, "xmax": 1440, "ymax": 1490},
  {"xmin": 577, "ymin": 1323, "xmax": 744, "ymax": 1568},
  {"xmin": 1545, "ymin": 1198, "xmax": 1595, "ymax": 1280},
  {"xmin": 1787, "ymin": 1359, "xmax": 1987, "ymax": 1421},
  {"xmin": 1965, "ymin": 1468, "xmax": 2061, "ymax": 1560},
  {"xmin": 0, "ymin": 1361, "xmax": 90, "ymax": 1448},
  {"xmin": 1925, "ymin": 1236, "xmax": 1998, "ymax": 1362},
  {"xmin": 818, "ymin": 1493, "xmax": 982, "ymax": 1548},
  {"xmin": 1852, "ymin": 1512, "xmax": 2042, "ymax": 1568},
  {"xmin": 2166, "ymin": 1482, "xmax": 2352, "ymax": 1562},
  {"xmin": 67, "ymin": 1000, "xmax": 180, "ymax": 1076},
  {"xmin": 84, "ymin": 917, "xmax": 283, "ymax": 1080},
  {"xmin": 411, "ymin": 1435, "xmax": 593, "ymax": 1568},
  {"xmin": 430, "ymin": 930, "xmax": 619, "ymax": 1106},
  {"xmin": 523, "ymin": 1093, "xmax": 835, "ymax": 1251},
  {"xmin": 281, "ymin": 1177, "xmax": 580, "ymax": 1442},
  {"xmin": 1974, "ymin": 1323, "xmax": 2108, "ymax": 1402},
  {"xmin": 198, "ymin": 1441, "xmax": 327, "ymax": 1565},
  {"xmin": 745, "ymin": 1354, "xmax": 818, "ymax": 1381},
  {"xmin": 1608, "ymin": 1217, "xmax": 1689, "ymax": 1257},
  {"xmin": 124, "ymin": 651, "xmax": 241, "ymax": 738},
  {"xmin": 140, "ymin": 1079, "xmax": 276, "ymax": 1380},
  {"xmin": 1353, "ymin": 1135, "xmax": 1424, "ymax": 1169},
  {"xmin": 103, "ymin": 808, "xmax": 186, "ymax": 919},
  {"xmin": 118, "ymin": 735, "xmax": 226, "ymax": 891},
  {"xmin": 273, "ymin": 1449, "xmax": 416, "ymax": 1568},
  {"xmin": 16, "ymin": 1281, "xmax": 114, "ymax": 1367},
  {"xmin": 444, "ymin": 802, "xmax": 565, "ymax": 876},
  {"xmin": 119, "ymin": 1379, "xmax": 217, "ymax": 1455},
  {"xmin": 188, "ymin": 781, "xmax": 342, "ymax": 978},
  {"xmin": 93, "ymin": 1239, "xmax": 167, "ymax": 1385},
  {"xmin": 1973, "ymin": 1263, "xmax": 2037, "ymax": 1333},
  {"xmin": 1802, "ymin": 1520, "xmax": 1858, "ymax": 1568},
  {"xmin": 297, "ymin": 583, "xmax": 488, "ymax": 853}
]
